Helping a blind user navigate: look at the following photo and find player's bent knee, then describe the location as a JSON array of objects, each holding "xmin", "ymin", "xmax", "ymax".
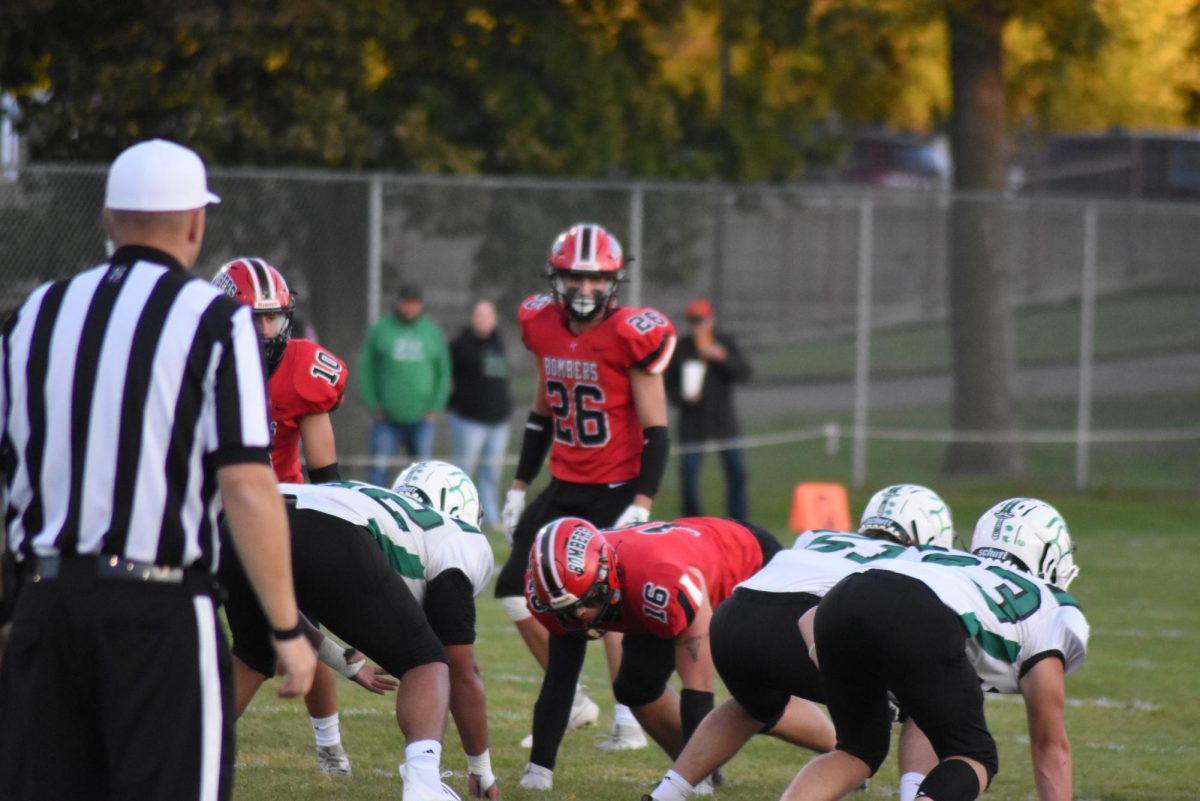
[
  {"xmin": 915, "ymin": 758, "xmax": 983, "ymax": 801},
  {"xmin": 499, "ymin": 595, "xmax": 532, "ymax": 622},
  {"xmin": 838, "ymin": 743, "xmax": 889, "ymax": 776},
  {"xmin": 612, "ymin": 677, "xmax": 668, "ymax": 709}
]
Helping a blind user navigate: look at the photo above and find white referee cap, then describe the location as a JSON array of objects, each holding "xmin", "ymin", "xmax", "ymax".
[{"xmin": 104, "ymin": 139, "xmax": 221, "ymax": 212}]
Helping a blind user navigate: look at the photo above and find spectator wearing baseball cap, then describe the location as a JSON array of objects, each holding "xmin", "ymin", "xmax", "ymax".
[
  {"xmin": 665, "ymin": 296, "xmax": 753, "ymax": 519},
  {"xmin": 360, "ymin": 282, "xmax": 451, "ymax": 483}
]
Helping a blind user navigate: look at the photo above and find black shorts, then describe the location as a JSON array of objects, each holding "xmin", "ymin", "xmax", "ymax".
[
  {"xmin": 815, "ymin": 569, "xmax": 998, "ymax": 776},
  {"xmin": 711, "ymin": 587, "xmax": 824, "ymax": 725},
  {"xmin": 612, "ymin": 632, "xmax": 677, "ymax": 707},
  {"xmin": 222, "ymin": 508, "xmax": 447, "ymax": 680},
  {"xmin": 495, "ymin": 478, "xmax": 635, "ymax": 598},
  {"xmin": 0, "ymin": 560, "xmax": 233, "ymax": 801}
]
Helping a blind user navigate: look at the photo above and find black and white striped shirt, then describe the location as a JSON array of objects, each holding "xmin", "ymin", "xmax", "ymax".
[{"xmin": 0, "ymin": 245, "xmax": 272, "ymax": 572}]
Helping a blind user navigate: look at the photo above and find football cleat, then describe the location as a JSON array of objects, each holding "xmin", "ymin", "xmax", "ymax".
[
  {"xmin": 596, "ymin": 720, "xmax": 648, "ymax": 751},
  {"xmin": 399, "ymin": 763, "xmax": 461, "ymax": 801},
  {"xmin": 315, "ymin": 743, "xmax": 351, "ymax": 776}
]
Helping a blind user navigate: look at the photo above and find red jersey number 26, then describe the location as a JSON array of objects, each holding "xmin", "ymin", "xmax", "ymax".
[{"xmin": 546, "ymin": 380, "xmax": 608, "ymax": 447}]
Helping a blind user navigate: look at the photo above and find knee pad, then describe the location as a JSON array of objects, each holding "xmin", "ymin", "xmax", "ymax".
[
  {"xmin": 499, "ymin": 595, "xmax": 532, "ymax": 622},
  {"xmin": 612, "ymin": 675, "xmax": 668, "ymax": 709},
  {"xmin": 916, "ymin": 759, "xmax": 982, "ymax": 801}
]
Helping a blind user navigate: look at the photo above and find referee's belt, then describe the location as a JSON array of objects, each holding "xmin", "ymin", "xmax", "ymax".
[{"xmin": 27, "ymin": 554, "xmax": 187, "ymax": 585}]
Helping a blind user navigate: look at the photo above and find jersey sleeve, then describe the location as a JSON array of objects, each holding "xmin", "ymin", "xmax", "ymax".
[
  {"xmin": 426, "ymin": 533, "xmax": 495, "ymax": 598},
  {"xmin": 518, "ymin": 294, "xmax": 556, "ymax": 352},
  {"xmin": 614, "ymin": 307, "xmax": 677, "ymax": 375},
  {"xmin": 635, "ymin": 562, "xmax": 706, "ymax": 639},
  {"xmin": 1025, "ymin": 603, "xmax": 1090, "ymax": 678},
  {"xmin": 290, "ymin": 339, "xmax": 348, "ymax": 414}
]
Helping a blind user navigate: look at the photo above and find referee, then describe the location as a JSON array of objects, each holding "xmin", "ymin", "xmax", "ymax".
[{"xmin": 0, "ymin": 139, "xmax": 316, "ymax": 801}]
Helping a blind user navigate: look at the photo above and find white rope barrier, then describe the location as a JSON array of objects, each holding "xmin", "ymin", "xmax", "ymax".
[{"xmin": 335, "ymin": 422, "xmax": 1200, "ymax": 469}]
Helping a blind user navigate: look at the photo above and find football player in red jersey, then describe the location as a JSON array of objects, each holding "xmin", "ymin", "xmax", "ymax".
[
  {"xmin": 494, "ymin": 223, "xmax": 676, "ymax": 752},
  {"xmin": 518, "ymin": 516, "xmax": 786, "ymax": 790},
  {"xmin": 213, "ymin": 258, "xmax": 352, "ymax": 776}
]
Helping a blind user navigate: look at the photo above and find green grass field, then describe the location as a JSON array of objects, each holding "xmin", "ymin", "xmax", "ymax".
[{"xmin": 234, "ymin": 437, "xmax": 1200, "ymax": 801}]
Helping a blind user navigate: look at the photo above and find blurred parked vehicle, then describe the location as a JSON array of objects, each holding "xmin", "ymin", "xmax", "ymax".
[
  {"xmin": 1011, "ymin": 130, "xmax": 1200, "ymax": 201},
  {"xmin": 807, "ymin": 132, "xmax": 951, "ymax": 190}
]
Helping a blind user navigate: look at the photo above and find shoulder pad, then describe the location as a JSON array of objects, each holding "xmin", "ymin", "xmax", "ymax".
[
  {"xmin": 610, "ymin": 307, "xmax": 676, "ymax": 375},
  {"xmin": 518, "ymin": 293, "xmax": 556, "ymax": 322},
  {"xmin": 290, "ymin": 339, "xmax": 348, "ymax": 408}
]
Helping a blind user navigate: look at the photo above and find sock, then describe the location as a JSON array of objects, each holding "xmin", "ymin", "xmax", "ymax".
[
  {"xmin": 311, "ymin": 713, "xmax": 342, "ymax": 747},
  {"xmin": 614, "ymin": 703, "xmax": 639, "ymax": 727},
  {"xmin": 650, "ymin": 770, "xmax": 694, "ymax": 801},
  {"xmin": 404, "ymin": 740, "xmax": 443, "ymax": 786},
  {"xmin": 900, "ymin": 772, "xmax": 926, "ymax": 801}
]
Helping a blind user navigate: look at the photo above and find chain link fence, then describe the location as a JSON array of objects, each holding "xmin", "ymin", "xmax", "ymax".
[{"xmin": 3, "ymin": 164, "xmax": 1198, "ymax": 489}]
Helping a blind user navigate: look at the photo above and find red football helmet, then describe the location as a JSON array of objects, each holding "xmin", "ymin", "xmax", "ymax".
[
  {"xmin": 213, "ymin": 257, "xmax": 296, "ymax": 373},
  {"xmin": 545, "ymin": 223, "xmax": 625, "ymax": 322},
  {"xmin": 528, "ymin": 517, "xmax": 622, "ymax": 632}
]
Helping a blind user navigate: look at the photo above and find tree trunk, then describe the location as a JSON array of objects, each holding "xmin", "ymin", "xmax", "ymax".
[{"xmin": 942, "ymin": 3, "xmax": 1024, "ymax": 477}]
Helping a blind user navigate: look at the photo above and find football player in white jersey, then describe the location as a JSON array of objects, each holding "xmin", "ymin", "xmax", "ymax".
[
  {"xmin": 645, "ymin": 484, "xmax": 955, "ymax": 801},
  {"xmin": 282, "ymin": 463, "xmax": 500, "ymax": 799},
  {"xmin": 785, "ymin": 497, "xmax": 1087, "ymax": 801},
  {"xmin": 220, "ymin": 490, "xmax": 459, "ymax": 801}
]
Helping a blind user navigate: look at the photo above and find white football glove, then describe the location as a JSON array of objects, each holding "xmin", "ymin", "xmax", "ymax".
[
  {"xmin": 501, "ymin": 488, "xmax": 526, "ymax": 545},
  {"xmin": 613, "ymin": 503, "xmax": 650, "ymax": 528},
  {"xmin": 520, "ymin": 763, "xmax": 553, "ymax": 791}
]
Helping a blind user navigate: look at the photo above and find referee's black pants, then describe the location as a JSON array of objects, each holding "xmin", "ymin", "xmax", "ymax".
[{"xmin": 0, "ymin": 559, "xmax": 233, "ymax": 801}]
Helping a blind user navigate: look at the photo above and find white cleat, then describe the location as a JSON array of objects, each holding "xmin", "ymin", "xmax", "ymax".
[
  {"xmin": 596, "ymin": 720, "xmax": 648, "ymax": 751},
  {"xmin": 315, "ymin": 743, "xmax": 352, "ymax": 776},
  {"xmin": 399, "ymin": 763, "xmax": 461, "ymax": 801},
  {"xmin": 569, "ymin": 690, "xmax": 601, "ymax": 729}
]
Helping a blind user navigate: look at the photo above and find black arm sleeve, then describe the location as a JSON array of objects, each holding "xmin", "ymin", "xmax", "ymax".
[
  {"xmin": 424, "ymin": 569, "xmax": 477, "ymax": 646},
  {"xmin": 680, "ymin": 688, "xmax": 715, "ymax": 746},
  {"xmin": 631, "ymin": 425, "xmax": 669, "ymax": 497},
  {"xmin": 529, "ymin": 633, "xmax": 588, "ymax": 770},
  {"xmin": 514, "ymin": 411, "xmax": 553, "ymax": 484},
  {"xmin": 306, "ymin": 462, "xmax": 341, "ymax": 484}
]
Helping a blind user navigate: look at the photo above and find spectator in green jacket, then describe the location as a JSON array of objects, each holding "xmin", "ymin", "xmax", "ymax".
[{"xmin": 361, "ymin": 284, "xmax": 451, "ymax": 484}]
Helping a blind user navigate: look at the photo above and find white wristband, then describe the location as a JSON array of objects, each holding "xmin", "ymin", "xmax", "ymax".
[
  {"xmin": 317, "ymin": 637, "xmax": 364, "ymax": 679},
  {"xmin": 467, "ymin": 750, "xmax": 493, "ymax": 777}
]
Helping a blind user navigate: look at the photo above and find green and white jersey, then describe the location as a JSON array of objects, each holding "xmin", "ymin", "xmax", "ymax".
[
  {"xmin": 867, "ymin": 549, "xmax": 1090, "ymax": 693},
  {"xmin": 281, "ymin": 481, "xmax": 495, "ymax": 604},
  {"xmin": 739, "ymin": 530, "xmax": 911, "ymax": 595}
]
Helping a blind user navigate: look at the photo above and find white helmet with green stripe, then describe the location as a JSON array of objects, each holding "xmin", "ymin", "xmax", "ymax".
[
  {"xmin": 392, "ymin": 460, "xmax": 482, "ymax": 528},
  {"xmin": 859, "ymin": 484, "xmax": 955, "ymax": 548},
  {"xmin": 971, "ymin": 497, "xmax": 1079, "ymax": 588}
]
